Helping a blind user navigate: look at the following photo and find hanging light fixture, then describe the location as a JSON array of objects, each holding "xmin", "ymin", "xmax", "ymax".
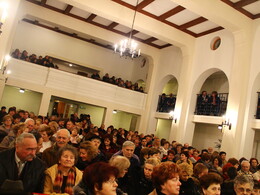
[{"xmin": 114, "ymin": 0, "xmax": 141, "ymax": 59}]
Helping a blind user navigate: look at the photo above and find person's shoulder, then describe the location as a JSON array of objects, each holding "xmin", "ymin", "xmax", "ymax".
[{"xmin": 0, "ymin": 147, "xmax": 15, "ymax": 158}]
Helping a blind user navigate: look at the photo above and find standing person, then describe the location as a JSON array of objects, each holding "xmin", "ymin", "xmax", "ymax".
[
  {"xmin": 44, "ymin": 145, "xmax": 82, "ymax": 195},
  {"xmin": 149, "ymin": 161, "xmax": 181, "ymax": 195},
  {"xmin": 208, "ymin": 91, "xmax": 221, "ymax": 116},
  {"xmin": 197, "ymin": 91, "xmax": 209, "ymax": 115},
  {"xmin": 0, "ymin": 133, "xmax": 46, "ymax": 193}
]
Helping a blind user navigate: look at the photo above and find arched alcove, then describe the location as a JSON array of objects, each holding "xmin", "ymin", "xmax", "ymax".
[
  {"xmin": 196, "ymin": 70, "xmax": 229, "ymax": 116},
  {"xmin": 157, "ymin": 75, "xmax": 178, "ymax": 113},
  {"xmin": 187, "ymin": 68, "xmax": 229, "ymax": 148}
]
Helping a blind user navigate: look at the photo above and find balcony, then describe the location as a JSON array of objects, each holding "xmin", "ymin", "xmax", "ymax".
[{"xmin": 5, "ymin": 58, "xmax": 147, "ymax": 110}]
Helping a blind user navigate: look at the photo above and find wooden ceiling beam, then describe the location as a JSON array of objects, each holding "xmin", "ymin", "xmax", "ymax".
[
  {"xmin": 40, "ymin": 0, "xmax": 47, "ymax": 6},
  {"xmin": 136, "ymin": 0, "xmax": 155, "ymax": 11},
  {"xmin": 107, "ymin": 22, "xmax": 119, "ymax": 30},
  {"xmin": 86, "ymin": 14, "xmax": 97, "ymax": 22},
  {"xmin": 158, "ymin": 6, "xmax": 185, "ymax": 21},
  {"xmin": 179, "ymin": 17, "xmax": 207, "ymax": 30},
  {"xmin": 144, "ymin": 37, "xmax": 157, "ymax": 43},
  {"xmin": 234, "ymin": 0, "xmax": 258, "ymax": 8},
  {"xmin": 64, "ymin": 5, "xmax": 73, "ymax": 14}
]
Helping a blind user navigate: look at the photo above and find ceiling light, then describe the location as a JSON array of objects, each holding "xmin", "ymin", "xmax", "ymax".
[
  {"xmin": 69, "ymin": 64, "xmax": 73, "ymax": 67},
  {"xmin": 6, "ymin": 70, "xmax": 11, "ymax": 74},
  {"xmin": 19, "ymin": 88, "xmax": 25, "ymax": 93},
  {"xmin": 114, "ymin": 0, "xmax": 140, "ymax": 59}
]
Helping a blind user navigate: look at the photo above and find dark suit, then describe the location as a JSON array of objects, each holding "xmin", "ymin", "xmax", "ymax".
[{"xmin": 0, "ymin": 148, "xmax": 46, "ymax": 193}]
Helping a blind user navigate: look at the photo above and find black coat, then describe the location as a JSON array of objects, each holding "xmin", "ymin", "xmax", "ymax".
[{"xmin": 0, "ymin": 148, "xmax": 46, "ymax": 193}]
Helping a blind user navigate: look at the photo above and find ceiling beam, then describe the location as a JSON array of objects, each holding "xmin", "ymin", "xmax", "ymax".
[
  {"xmin": 158, "ymin": 6, "xmax": 185, "ymax": 21},
  {"xmin": 64, "ymin": 5, "xmax": 73, "ymax": 14},
  {"xmin": 86, "ymin": 14, "xmax": 97, "ymax": 22},
  {"xmin": 144, "ymin": 37, "xmax": 158, "ymax": 43},
  {"xmin": 40, "ymin": 0, "xmax": 47, "ymax": 6},
  {"xmin": 136, "ymin": 0, "xmax": 155, "ymax": 11},
  {"xmin": 179, "ymin": 17, "xmax": 207, "ymax": 30},
  {"xmin": 234, "ymin": 0, "xmax": 258, "ymax": 8},
  {"xmin": 107, "ymin": 22, "xmax": 119, "ymax": 30}
]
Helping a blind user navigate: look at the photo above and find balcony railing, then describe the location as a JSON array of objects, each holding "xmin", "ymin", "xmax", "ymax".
[
  {"xmin": 156, "ymin": 94, "xmax": 177, "ymax": 113},
  {"xmin": 194, "ymin": 93, "xmax": 228, "ymax": 116},
  {"xmin": 255, "ymin": 92, "xmax": 260, "ymax": 119}
]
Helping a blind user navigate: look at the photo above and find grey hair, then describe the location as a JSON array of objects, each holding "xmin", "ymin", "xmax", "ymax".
[
  {"xmin": 16, "ymin": 132, "xmax": 36, "ymax": 145},
  {"xmin": 122, "ymin": 141, "xmax": 135, "ymax": 148},
  {"xmin": 241, "ymin": 160, "xmax": 250, "ymax": 166},
  {"xmin": 109, "ymin": 156, "xmax": 130, "ymax": 173},
  {"xmin": 25, "ymin": 118, "xmax": 35, "ymax": 124},
  {"xmin": 234, "ymin": 175, "xmax": 254, "ymax": 189},
  {"xmin": 57, "ymin": 128, "xmax": 70, "ymax": 138}
]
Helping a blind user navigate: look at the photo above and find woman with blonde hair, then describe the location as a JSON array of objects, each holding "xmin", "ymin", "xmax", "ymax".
[
  {"xmin": 109, "ymin": 155, "xmax": 130, "ymax": 178},
  {"xmin": 178, "ymin": 162, "xmax": 200, "ymax": 195}
]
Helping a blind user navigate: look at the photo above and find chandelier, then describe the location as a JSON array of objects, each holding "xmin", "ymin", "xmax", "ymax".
[{"xmin": 114, "ymin": 0, "xmax": 140, "ymax": 59}]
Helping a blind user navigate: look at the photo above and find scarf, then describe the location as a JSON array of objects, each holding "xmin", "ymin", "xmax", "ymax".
[{"xmin": 53, "ymin": 164, "xmax": 76, "ymax": 195}]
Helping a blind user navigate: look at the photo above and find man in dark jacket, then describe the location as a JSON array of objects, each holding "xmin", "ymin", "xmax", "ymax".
[{"xmin": 0, "ymin": 133, "xmax": 46, "ymax": 193}]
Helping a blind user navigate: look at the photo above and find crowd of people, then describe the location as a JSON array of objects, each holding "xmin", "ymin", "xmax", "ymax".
[
  {"xmin": 196, "ymin": 91, "xmax": 222, "ymax": 116},
  {"xmin": 157, "ymin": 93, "xmax": 176, "ymax": 112},
  {"xmin": 0, "ymin": 105, "xmax": 259, "ymax": 195},
  {"xmin": 11, "ymin": 49, "xmax": 144, "ymax": 93}
]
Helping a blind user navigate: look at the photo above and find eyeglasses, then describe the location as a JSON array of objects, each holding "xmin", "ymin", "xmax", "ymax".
[{"xmin": 237, "ymin": 187, "xmax": 251, "ymax": 193}]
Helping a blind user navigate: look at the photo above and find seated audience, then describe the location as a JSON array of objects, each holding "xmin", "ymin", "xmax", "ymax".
[
  {"xmin": 109, "ymin": 155, "xmax": 130, "ymax": 178},
  {"xmin": 179, "ymin": 162, "xmax": 200, "ymax": 195},
  {"xmin": 0, "ymin": 133, "xmax": 46, "ymax": 193},
  {"xmin": 200, "ymin": 172, "xmax": 222, "ymax": 195},
  {"xmin": 237, "ymin": 160, "xmax": 254, "ymax": 181},
  {"xmin": 0, "ymin": 115, "xmax": 13, "ymax": 143},
  {"xmin": 250, "ymin": 158, "xmax": 259, "ymax": 173},
  {"xmin": 38, "ymin": 124, "xmax": 54, "ymax": 153},
  {"xmin": 42, "ymin": 129, "xmax": 70, "ymax": 167},
  {"xmin": 149, "ymin": 161, "xmax": 181, "ymax": 195},
  {"xmin": 76, "ymin": 141, "xmax": 98, "ymax": 171},
  {"xmin": 44, "ymin": 145, "xmax": 82, "ymax": 195},
  {"xmin": 73, "ymin": 162, "xmax": 122, "ymax": 195},
  {"xmin": 234, "ymin": 175, "xmax": 254, "ymax": 195},
  {"xmin": 137, "ymin": 158, "xmax": 160, "ymax": 195},
  {"xmin": 0, "ymin": 123, "xmax": 28, "ymax": 150}
]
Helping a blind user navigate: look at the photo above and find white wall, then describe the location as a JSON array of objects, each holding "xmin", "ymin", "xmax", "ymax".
[
  {"xmin": 192, "ymin": 123, "xmax": 223, "ymax": 151},
  {"xmin": 0, "ymin": 85, "xmax": 42, "ymax": 114},
  {"xmin": 111, "ymin": 111, "xmax": 138, "ymax": 130},
  {"xmin": 11, "ymin": 21, "xmax": 148, "ymax": 83},
  {"xmin": 155, "ymin": 119, "xmax": 172, "ymax": 141},
  {"xmin": 163, "ymin": 78, "xmax": 178, "ymax": 95},
  {"xmin": 201, "ymin": 73, "xmax": 229, "ymax": 93}
]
